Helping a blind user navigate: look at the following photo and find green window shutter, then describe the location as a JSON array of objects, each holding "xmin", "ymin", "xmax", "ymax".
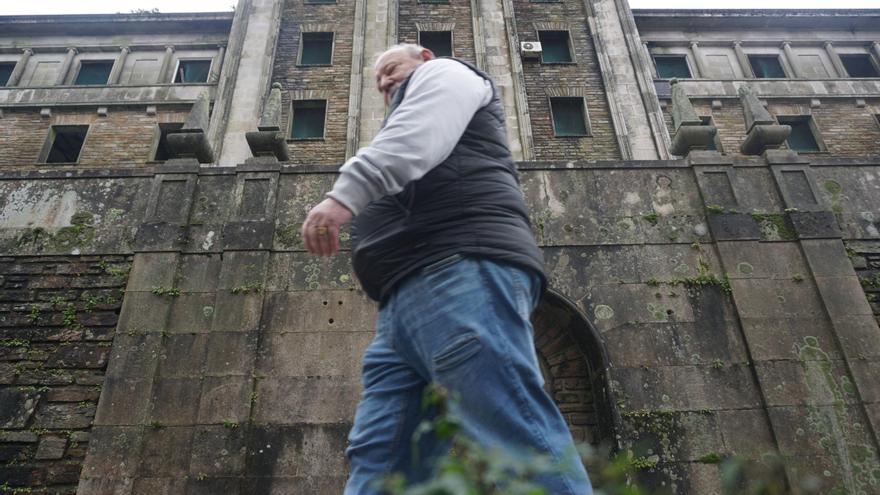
[
  {"xmin": 784, "ymin": 120, "xmax": 820, "ymax": 152},
  {"xmin": 749, "ymin": 56, "xmax": 786, "ymax": 78},
  {"xmin": 74, "ymin": 61, "xmax": 113, "ymax": 85},
  {"xmin": 654, "ymin": 57, "xmax": 691, "ymax": 79},
  {"xmin": 175, "ymin": 60, "xmax": 212, "ymax": 83},
  {"xmin": 551, "ymin": 98, "xmax": 588, "ymax": 137},
  {"xmin": 539, "ymin": 31, "xmax": 572, "ymax": 64},
  {"xmin": 301, "ymin": 32, "xmax": 334, "ymax": 65},
  {"xmin": 291, "ymin": 100, "xmax": 327, "ymax": 139}
]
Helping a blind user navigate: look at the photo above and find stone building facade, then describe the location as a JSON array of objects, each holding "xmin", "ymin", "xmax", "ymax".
[{"xmin": 0, "ymin": 2, "xmax": 878, "ymax": 494}]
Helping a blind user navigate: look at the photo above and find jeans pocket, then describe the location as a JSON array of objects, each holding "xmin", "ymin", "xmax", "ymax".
[{"xmin": 433, "ymin": 334, "xmax": 482, "ymax": 372}]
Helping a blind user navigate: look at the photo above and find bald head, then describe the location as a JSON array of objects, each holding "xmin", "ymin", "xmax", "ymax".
[{"xmin": 373, "ymin": 44, "xmax": 436, "ymax": 105}]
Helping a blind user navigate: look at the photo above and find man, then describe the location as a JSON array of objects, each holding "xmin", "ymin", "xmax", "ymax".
[{"xmin": 301, "ymin": 44, "xmax": 591, "ymax": 494}]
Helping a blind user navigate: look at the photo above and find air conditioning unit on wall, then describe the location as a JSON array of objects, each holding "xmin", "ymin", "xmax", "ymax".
[{"xmin": 520, "ymin": 41, "xmax": 542, "ymax": 59}]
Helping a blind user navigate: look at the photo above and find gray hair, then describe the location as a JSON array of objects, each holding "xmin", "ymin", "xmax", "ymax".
[{"xmin": 373, "ymin": 43, "xmax": 425, "ymax": 70}]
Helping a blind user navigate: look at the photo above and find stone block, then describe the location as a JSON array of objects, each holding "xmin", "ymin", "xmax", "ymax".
[
  {"xmin": 799, "ymin": 239, "xmax": 855, "ymax": 277},
  {"xmin": 148, "ymin": 377, "xmax": 202, "ymax": 426},
  {"xmin": 716, "ymin": 241, "xmax": 808, "ymax": 280},
  {"xmin": 848, "ymin": 359, "xmax": 880, "ymax": 403},
  {"xmin": 729, "ymin": 278, "xmax": 825, "ymax": 320},
  {"xmin": 186, "ymin": 477, "xmax": 242, "ymax": 495},
  {"xmin": 221, "ymin": 221, "xmax": 275, "ymax": 250},
  {"xmin": 75, "ymin": 476, "xmax": 134, "ymax": 495},
  {"xmin": 264, "ymin": 253, "xmax": 359, "ymax": 292},
  {"xmin": 784, "ymin": 455, "xmax": 870, "ymax": 495},
  {"xmin": 768, "ymin": 404, "xmax": 875, "ymax": 460},
  {"xmin": 706, "ymin": 214, "xmax": 761, "ymax": 241},
  {"xmin": 715, "ymin": 409, "xmax": 777, "ymax": 457},
  {"xmin": 189, "ymin": 426, "xmax": 247, "ymax": 477},
  {"xmin": 0, "ymin": 431, "xmax": 38, "ymax": 442},
  {"xmin": 739, "ymin": 317, "xmax": 840, "ymax": 361},
  {"xmin": 257, "ymin": 332, "xmax": 373, "ymax": 378},
  {"xmin": 175, "ymin": 255, "xmax": 222, "ymax": 293},
  {"xmin": 245, "ymin": 424, "xmax": 349, "ymax": 477},
  {"xmin": 833, "ymin": 315, "xmax": 880, "ymax": 360},
  {"xmin": 45, "ymin": 462, "xmax": 81, "ymax": 484},
  {"xmin": 211, "ymin": 291, "xmax": 263, "ymax": 333},
  {"xmin": 603, "ymin": 321, "xmax": 747, "ymax": 368},
  {"xmin": 166, "ymin": 293, "xmax": 216, "ymax": 334},
  {"xmin": 814, "ymin": 276, "xmax": 874, "ymax": 317},
  {"xmin": 80, "ymin": 426, "xmax": 144, "ymax": 480},
  {"xmin": 131, "ymin": 477, "xmax": 186, "ymax": 495},
  {"xmin": 610, "ymin": 365, "xmax": 762, "ymax": 411},
  {"xmin": 197, "ymin": 376, "xmax": 252, "ymax": 424},
  {"xmin": 755, "ymin": 359, "xmax": 857, "ymax": 407},
  {"xmin": 126, "ymin": 253, "xmax": 179, "ymax": 292},
  {"xmin": 117, "ymin": 292, "xmax": 171, "ymax": 334},
  {"xmin": 94, "ymin": 378, "xmax": 152, "ymax": 426},
  {"xmin": 157, "ymin": 334, "xmax": 208, "ymax": 377},
  {"xmin": 33, "ymin": 402, "xmax": 94, "ymax": 429},
  {"xmin": 252, "ymin": 377, "xmax": 360, "ymax": 424},
  {"xmin": 217, "ymin": 251, "xmax": 269, "ymax": 290},
  {"xmin": 261, "ymin": 290, "xmax": 377, "ymax": 334},
  {"xmin": 0, "ymin": 388, "xmax": 39, "ymax": 428},
  {"xmin": 45, "ymin": 342, "xmax": 109, "ymax": 368},
  {"xmin": 789, "ymin": 211, "xmax": 841, "ymax": 239},
  {"xmin": 588, "ymin": 282, "xmax": 720, "ymax": 333},
  {"xmin": 34, "ymin": 435, "xmax": 67, "ymax": 460},
  {"xmin": 105, "ymin": 334, "xmax": 162, "ymax": 379},
  {"xmin": 204, "ymin": 331, "xmax": 258, "ymax": 376},
  {"xmin": 241, "ymin": 476, "xmax": 348, "ymax": 495},
  {"xmin": 139, "ymin": 426, "xmax": 194, "ymax": 478},
  {"xmin": 133, "ymin": 222, "xmax": 188, "ymax": 252}
]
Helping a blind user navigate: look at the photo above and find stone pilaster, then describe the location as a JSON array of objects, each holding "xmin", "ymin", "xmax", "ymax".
[
  {"xmin": 732, "ymin": 41, "xmax": 754, "ymax": 78},
  {"xmin": 157, "ymin": 45, "xmax": 175, "ymax": 84},
  {"xmin": 55, "ymin": 47, "xmax": 77, "ymax": 86},
  {"xmin": 7, "ymin": 48, "xmax": 33, "ymax": 87},
  {"xmin": 689, "ymin": 41, "xmax": 707, "ymax": 78},
  {"xmin": 780, "ymin": 41, "xmax": 802, "ymax": 78},
  {"xmin": 107, "ymin": 46, "xmax": 130, "ymax": 85},
  {"xmin": 823, "ymin": 41, "xmax": 848, "ymax": 78}
]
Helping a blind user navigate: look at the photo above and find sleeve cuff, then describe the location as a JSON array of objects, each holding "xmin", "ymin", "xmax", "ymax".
[{"xmin": 326, "ymin": 171, "xmax": 372, "ymax": 216}]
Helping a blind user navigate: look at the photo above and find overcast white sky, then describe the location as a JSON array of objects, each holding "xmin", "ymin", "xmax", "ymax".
[{"xmin": 0, "ymin": 0, "xmax": 875, "ymax": 15}]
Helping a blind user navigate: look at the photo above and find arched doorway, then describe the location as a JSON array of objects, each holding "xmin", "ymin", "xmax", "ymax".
[{"xmin": 531, "ymin": 290, "xmax": 615, "ymax": 447}]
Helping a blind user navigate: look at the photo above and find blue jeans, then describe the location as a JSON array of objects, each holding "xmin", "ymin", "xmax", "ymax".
[{"xmin": 344, "ymin": 255, "xmax": 592, "ymax": 494}]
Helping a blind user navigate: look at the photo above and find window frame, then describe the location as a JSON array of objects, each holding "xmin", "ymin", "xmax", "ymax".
[
  {"xmin": 0, "ymin": 62, "xmax": 15, "ymax": 87},
  {"xmin": 548, "ymin": 96, "xmax": 591, "ymax": 137},
  {"xmin": 288, "ymin": 99, "xmax": 329, "ymax": 141},
  {"xmin": 748, "ymin": 54, "xmax": 788, "ymax": 79},
  {"xmin": 652, "ymin": 55, "xmax": 693, "ymax": 79},
  {"xmin": 537, "ymin": 30, "xmax": 575, "ymax": 65},
  {"xmin": 171, "ymin": 58, "xmax": 213, "ymax": 84},
  {"xmin": 418, "ymin": 30, "xmax": 454, "ymax": 58},
  {"xmin": 839, "ymin": 54, "xmax": 880, "ymax": 78},
  {"xmin": 72, "ymin": 59, "xmax": 115, "ymax": 86},
  {"xmin": 297, "ymin": 31, "xmax": 335, "ymax": 67},
  {"xmin": 777, "ymin": 115, "xmax": 826, "ymax": 153},
  {"xmin": 39, "ymin": 125, "xmax": 90, "ymax": 165}
]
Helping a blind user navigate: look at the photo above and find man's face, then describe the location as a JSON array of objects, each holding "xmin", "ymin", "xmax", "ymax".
[{"xmin": 375, "ymin": 49, "xmax": 433, "ymax": 106}]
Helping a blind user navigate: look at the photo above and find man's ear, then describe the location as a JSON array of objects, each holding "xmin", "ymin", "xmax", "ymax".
[{"xmin": 421, "ymin": 48, "xmax": 435, "ymax": 61}]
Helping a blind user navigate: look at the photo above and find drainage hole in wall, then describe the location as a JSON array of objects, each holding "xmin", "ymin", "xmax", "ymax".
[{"xmin": 328, "ymin": 318, "xmax": 334, "ymax": 324}]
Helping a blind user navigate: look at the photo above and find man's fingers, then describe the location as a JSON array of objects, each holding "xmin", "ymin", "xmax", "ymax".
[{"xmin": 316, "ymin": 225, "xmax": 333, "ymax": 256}]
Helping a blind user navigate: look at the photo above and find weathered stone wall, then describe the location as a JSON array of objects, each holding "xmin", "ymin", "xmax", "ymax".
[
  {"xmin": 847, "ymin": 241, "xmax": 880, "ymax": 327},
  {"xmin": 0, "ymin": 107, "xmax": 191, "ymax": 169},
  {"xmin": 273, "ymin": 0, "xmax": 356, "ymax": 165},
  {"xmin": 0, "ymin": 255, "xmax": 130, "ymax": 494},
  {"xmin": 397, "ymin": 0, "xmax": 477, "ymax": 64},
  {"xmin": 512, "ymin": 0, "xmax": 620, "ymax": 161},
  {"xmin": 662, "ymin": 98, "xmax": 880, "ymax": 158}
]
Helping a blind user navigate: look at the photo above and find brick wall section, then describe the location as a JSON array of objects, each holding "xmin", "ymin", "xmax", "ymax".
[
  {"xmin": 0, "ymin": 255, "xmax": 130, "ymax": 494},
  {"xmin": 511, "ymin": 0, "xmax": 620, "ymax": 161},
  {"xmin": 273, "ymin": 0, "xmax": 355, "ymax": 165},
  {"xmin": 846, "ymin": 242, "xmax": 880, "ymax": 326},
  {"xmin": 397, "ymin": 0, "xmax": 476, "ymax": 64},
  {"xmin": 663, "ymin": 98, "xmax": 880, "ymax": 158},
  {"xmin": 0, "ymin": 107, "xmax": 191, "ymax": 169}
]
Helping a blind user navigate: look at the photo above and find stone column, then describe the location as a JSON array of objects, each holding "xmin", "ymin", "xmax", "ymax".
[
  {"xmin": 107, "ymin": 46, "xmax": 130, "ymax": 85},
  {"xmin": 823, "ymin": 41, "xmax": 848, "ymax": 78},
  {"xmin": 872, "ymin": 42, "xmax": 880, "ymax": 68},
  {"xmin": 689, "ymin": 41, "xmax": 708, "ymax": 78},
  {"xmin": 733, "ymin": 41, "xmax": 755, "ymax": 78},
  {"xmin": 209, "ymin": 44, "xmax": 226, "ymax": 83},
  {"xmin": 156, "ymin": 45, "xmax": 175, "ymax": 84},
  {"xmin": 780, "ymin": 41, "xmax": 802, "ymax": 78},
  {"xmin": 7, "ymin": 48, "xmax": 33, "ymax": 87},
  {"xmin": 55, "ymin": 47, "xmax": 77, "ymax": 86}
]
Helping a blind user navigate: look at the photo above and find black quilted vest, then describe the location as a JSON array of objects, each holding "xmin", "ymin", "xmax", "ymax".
[{"xmin": 350, "ymin": 58, "xmax": 545, "ymax": 302}]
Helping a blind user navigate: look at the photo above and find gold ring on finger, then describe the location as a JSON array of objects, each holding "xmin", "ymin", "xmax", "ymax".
[{"xmin": 316, "ymin": 226, "xmax": 329, "ymax": 236}]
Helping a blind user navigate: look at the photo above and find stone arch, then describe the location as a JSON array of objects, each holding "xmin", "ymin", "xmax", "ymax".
[{"xmin": 531, "ymin": 289, "xmax": 615, "ymax": 447}]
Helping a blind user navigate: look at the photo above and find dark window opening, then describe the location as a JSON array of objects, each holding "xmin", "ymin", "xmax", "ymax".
[
  {"xmin": 841, "ymin": 55, "xmax": 879, "ymax": 78},
  {"xmin": 419, "ymin": 0, "xmax": 449, "ymax": 4},
  {"xmin": 749, "ymin": 55, "xmax": 786, "ymax": 78},
  {"xmin": 550, "ymin": 97, "xmax": 588, "ymax": 137},
  {"xmin": 152, "ymin": 123, "xmax": 185, "ymax": 161},
  {"xmin": 290, "ymin": 100, "xmax": 327, "ymax": 140},
  {"xmin": 419, "ymin": 31, "xmax": 453, "ymax": 58},
  {"xmin": 305, "ymin": 0, "xmax": 335, "ymax": 4},
  {"xmin": 653, "ymin": 56, "xmax": 691, "ymax": 79},
  {"xmin": 45, "ymin": 125, "xmax": 88, "ymax": 164},
  {"xmin": 0, "ymin": 63, "xmax": 14, "ymax": 86},
  {"xmin": 539, "ymin": 31, "xmax": 573, "ymax": 64},
  {"xmin": 74, "ymin": 60, "xmax": 114, "ymax": 85},
  {"xmin": 174, "ymin": 60, "xmax": 211, "ymax": 83},
  {"xmin": 779, "ymin": 117, "xmax": 821, "ymax": 152},
  {"xmin": 699, "ymin": 116, "xmax": 722, "ymax": 152},
  {"xmin": 300, "ymin": 32, "xmax": 334, "ymax": 66}
]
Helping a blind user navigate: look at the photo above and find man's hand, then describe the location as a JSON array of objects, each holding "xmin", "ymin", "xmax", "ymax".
[{"xmin": 301, "ymin": 198, "xmax": 353, "ymax": 257}]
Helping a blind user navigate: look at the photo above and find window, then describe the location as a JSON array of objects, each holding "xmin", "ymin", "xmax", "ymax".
[
  {"xmin": 73, "ymin": 60, "xmax": 114, "ymax": 85},
  {"xmin": 299, "ymin": 32, "xmax": 334, "ymax": 66},
  {"xmin": 653, "ymin": 56, "xmax": 691, "ymax": 79},
  {"xmin": 749, "ymin": 55, "xmax": 786, "ymax": 78},
  {"xmin": 44, "ymin": 125, "xmax": 89, "ymax": 164},
  {"xmin": 699, "ymin": 116, "xmax": 723, "ymax": 152},
  {"xmin": 841, "ymin": 55, "xmax": 879, "ymax": 78},
  {"xmin": 778, "ymin": 117, "xmax": 821, "ymax": 152},
  {"xmin": 290, "ymin": 100, "xmax": 327, "ymax": 139},
  {"xmin": 419, "ymin": 31, "xmax": 453, "ymax": 58},
  {"xmin": 173, "ymin": 60, "xmax": 211, "ymax": 83},
  {"xmin": 538, "ymin": 31, "xmax": 573, "ymax": 64},
  {"xmin": 550, "ymin": 97, "xmax": 589, "ymax": 137},
  {"xmin": 305, "ymin": 0, "xmax": 335, "ymax": 4},
  {"xmin": 419, "ymin": 0, "xmax": 449, "ymax": 4},
  {"xmin": 151, "ymin": 123, "xmax": 185, "ymax": 161},
  {"xmin": 0, "ymin": 63, "xmax": 14, "ymax": 86}
]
